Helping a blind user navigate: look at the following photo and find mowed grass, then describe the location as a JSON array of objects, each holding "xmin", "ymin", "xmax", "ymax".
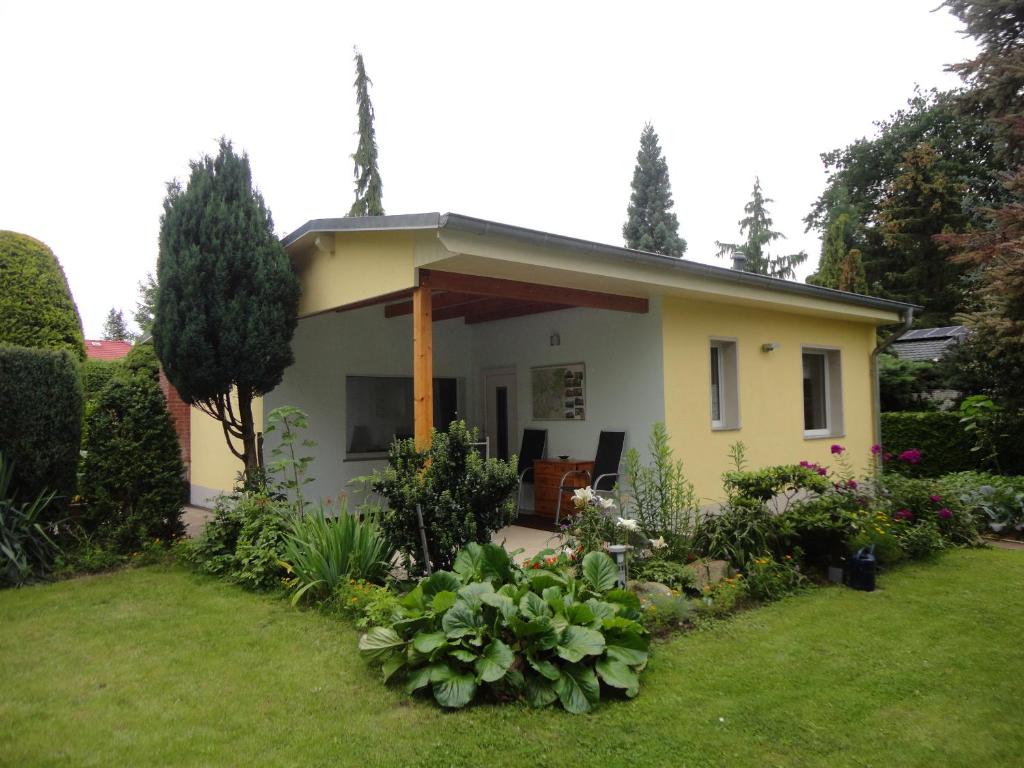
[{"xmin": 1, "ymin": 549, "xmax": 1022, "ymax": 768}]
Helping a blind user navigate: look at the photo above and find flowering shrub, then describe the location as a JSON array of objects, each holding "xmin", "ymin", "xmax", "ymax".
[
  {"xmin": 329, "ymin": 579, "xmax": 401, "ymax": 629},
  {"xmin": 358, "ymin": 543, "xmax": 649, "ymax": 713},
  {"xmin": 698, "ymin": 574, "xmax": 744, "ymax": 616},
  {"xmin": 561, "ymin": 487, "xmax": 617, "ymax": 555}
]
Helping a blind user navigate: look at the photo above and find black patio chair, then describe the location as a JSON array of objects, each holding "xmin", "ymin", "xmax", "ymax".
[
  {"xmin": 515, "ymin": 428, "xmax": 547, "ymax": 513},
  {"xmin": 554, "ymin": 431, "xmax": 626, "ymax": 525}
]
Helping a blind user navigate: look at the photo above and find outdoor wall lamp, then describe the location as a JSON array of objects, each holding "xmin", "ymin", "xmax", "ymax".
[
  {"xmin": 761, "ymin": 342, "xmax": 780, "ymax": 353},
  {"xmin": 550, "ymin": 332, "xmax": 561, "ymax": 347}
]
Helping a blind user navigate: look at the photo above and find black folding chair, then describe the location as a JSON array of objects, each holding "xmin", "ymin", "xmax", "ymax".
[
  {"xmin": 554, "ymin": 431, "xmax": 626, "ymax": 524},
  {"xmin": 515, "ymin": 429, "xmax": 547, "ymax": 513}
]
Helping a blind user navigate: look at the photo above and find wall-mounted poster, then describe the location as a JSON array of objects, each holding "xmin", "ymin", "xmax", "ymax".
[{"xmin": 532, "ymin": 363, "xmax": 585, "ymax": 420}]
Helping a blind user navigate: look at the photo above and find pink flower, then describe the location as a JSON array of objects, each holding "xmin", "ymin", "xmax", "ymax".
[
  {"xmin": 831, "ymin": 444, "xmax": 845, "ymax": 455},
  {"xmin": 871, "ymin": 444, "xmax": 882, "ymax": 456},
  {"xmin": 816, "ymin": 467, "xmax": 828, "ymax": 476},
  {"xmin": 898, "ymin": 449, "xmax": 922, "ymax": 465},
  {"xmin": 799, "ymin": 460, "xmax": 811, "ymax": 468},
  {"xmin": 930, "ymin": 494, "xmax": 942, "ymax": 503},
  {"xmin": 894, "ymin": 508, "xmax": 913, "ymax": 521},
  {"xmin": 937, "ymin": 508, "xmax": 952, "ymax": 520},
  {"xmin": 846, "ymin": 479, "xmax": 858, "ymax": 490},
  {"xmin": 884, "ymin": 452, "xmax": 893, "ymax": 462}
]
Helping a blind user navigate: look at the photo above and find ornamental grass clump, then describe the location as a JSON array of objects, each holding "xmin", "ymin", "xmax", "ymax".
[{"xmin": 358, "ymin": 542, "xmax": 649, "ymax": 714}]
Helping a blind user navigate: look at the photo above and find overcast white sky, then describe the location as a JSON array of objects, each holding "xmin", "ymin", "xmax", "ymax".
[{"xmin": 1, "ymin": 1, "xmax": 975, "ymax": 337}]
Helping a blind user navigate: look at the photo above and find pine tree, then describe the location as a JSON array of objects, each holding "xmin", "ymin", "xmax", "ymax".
[
  {"xmin": 102, "ymin": 307, "xmax": 132, "ymax": 341},
  {"xmin": 808, "ymin": 187, "xmax": 862, "ymax": 289},
  {"xmin": 838, "ymin": 249, "xmax": 868, "ymax": 293},
  {"xmin": 348, "ymin": 49, "xmax": 384, "ymax": 217},
  {"xmin": 134, "ymin": 272, "xmax": 158, "ymax": 336},
  {"xmin": 154, "ymin": 138, "xmax": 300, "ymax": 478},
  {"xmin": 623, "ymin": 123, "xmax": 686, "ymax": 257},
  {"xmin": 716, "ymin": 178, "xmax": 806, "ymax": 279}
]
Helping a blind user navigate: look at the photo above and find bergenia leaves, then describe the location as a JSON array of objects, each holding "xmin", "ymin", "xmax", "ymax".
[
  {"xmin": 474, "ymin": 639, "xmax": 514, "ymax": 683},
  {"xmin": 557, "ymin": 625, "xmax": 606, "ymax": 663},
  {"xmin": 358, "ymin": 627, "xmax": 404, "ymax": 661},
  {"xmin": 582, "ymin": 551, "xmax": 619, "ymax": 593}
]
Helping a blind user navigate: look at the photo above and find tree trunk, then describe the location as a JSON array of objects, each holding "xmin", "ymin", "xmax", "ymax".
[{"xmin": 238, "ymin": 388, "xmax": 261, "ymax": 479}]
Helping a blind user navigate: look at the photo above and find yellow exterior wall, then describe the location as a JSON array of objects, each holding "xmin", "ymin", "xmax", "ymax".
[
  {"xmin": 662, "ymin": 297, "xmax": 878, "ymax": 502},
  {"xmin": 189, "ymin": 395, "xmax": 263, "ymax": 503},
  {"xmin": 293, "ymin": 232, "xmax": 417, "ymax": 317}
]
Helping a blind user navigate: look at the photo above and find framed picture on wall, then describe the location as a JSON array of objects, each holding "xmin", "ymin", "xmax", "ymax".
[{"xmin": 531, "ymin": 363, "xmax": 585, "ymax": 420}]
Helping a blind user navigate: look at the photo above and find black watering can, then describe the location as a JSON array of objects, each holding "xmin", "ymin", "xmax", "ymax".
[{"xmin": 849, "ymin": 544, "xmax": 877, "ymax": 592}]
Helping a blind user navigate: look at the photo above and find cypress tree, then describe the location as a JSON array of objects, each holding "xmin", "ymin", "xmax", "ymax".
[
  {"xmin": 154, "ymin": 138, "xmax": 300, "ymax": 478},
  {"xmin": 348, "ymin": 49, "xmax": 384, "ymax": 217},
  {"xmin": 623, "ymin": 123, "xmax": 686, "ymax": 257},
  {"xmin": 716, "ymin": 178, "xmax": 807, "ymax": 279},
  {"xmin": 102, "ymin": 307, "xmax": 132, "ymax": 341}
]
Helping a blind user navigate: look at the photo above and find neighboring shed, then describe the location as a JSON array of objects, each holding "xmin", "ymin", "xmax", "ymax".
[{"xmin": 890, "ymin": 326, "xmax": 968, "ymax": 363}]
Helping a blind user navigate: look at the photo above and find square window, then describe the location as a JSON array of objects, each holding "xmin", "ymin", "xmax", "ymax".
[
  {"xmin": 710, "ymin": 340, "xmax": 739, "ymax": 430},
  {"xmin": 802, "ymin": 349, "xmax": 843, "ymax": 438}
]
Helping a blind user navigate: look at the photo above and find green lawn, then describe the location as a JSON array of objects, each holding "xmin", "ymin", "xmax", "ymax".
[{"xmin": 1, "ymin": 550, "xmax": 1022, "ymax": 768}]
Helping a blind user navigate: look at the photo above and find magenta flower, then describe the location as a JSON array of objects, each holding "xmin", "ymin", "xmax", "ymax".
[
  {"xmin": 937, "ymin": 508, "xmax": 952, "ymax": 520},
  {"xmin": 894, "ymin": 508, "xmax": 913, "ymax": 521},
  {"xmin": 847, "ymin": 479, "xmax": 858, "ymax": 490},
  {"xmin": 898, "ymin": 449, "xmax": 922, "ymax": 465},
  {"xmin": 930, "ymin": 494, "xmax": 942, "ymax": 503},
  {"xmin": 799, "ymin": 460, "xmax": 810, "ymax": 468},
  {"xmin": 816, "ymin": 467, "xmax": 828, "ymax": 476},
  {"xmin": 831, "ymin": 444, "xmax": 845, "ymax": 455},
  {"xmin": 871, "ymin": 444, "xmax": 882, "ymax": 456},
  {"xmin": 884, "ymin": 452, "xmax": 894, "ymax": 462}
]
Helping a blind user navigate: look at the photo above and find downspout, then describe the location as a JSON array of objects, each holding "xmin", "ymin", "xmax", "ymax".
[{"xmin": 871, "ymin": 307, "xmax": 915, "ymax": 470}]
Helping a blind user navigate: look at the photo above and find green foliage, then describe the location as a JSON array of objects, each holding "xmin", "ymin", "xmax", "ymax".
[
  {"xmin": 722, "ymin": 464, "xmax": 832, "ymax": 505},
  {"xmin": 282, "ymin": 504, "xmax": 395, "ymax": 603},
  {"xmin": 0, "ymin": 346, "xmax": 83, "ymax": 517},
  {"xmin": 624, "ymin": 422, "xmax": 698, "ymax": 556},
  {"xmin": 716, "ymin": 177, "xmax": 807, "ymax": 279},
  {"xmin": 897, "ymin": 521, "xmax": 946, "ymax": 560},
  {"xmin": 778, "ymin": 495, "xmax": 881, "ymax": 567},
  {"xmin": 358, "ymin": 543, "xmax": 649, "ymax": 713},
  {"xmin": 958, "ymin": 395, "xmax": 1004, "ymax": 472},
  {"xmin": 154, "ymin": 137, "xmax": 300, "ymax": 476},
  {"xmin": 560, "ymin": 494, "xmax": 616, "ymax": 556},
  {"xmin": 622, "ymin": 123, "xmax": 686, "ymax": 257},
  {"xmin": 370, "ymin": 421, "xmax": 518, "ymax": 572},
  {"xmin": 134, "ymin": 272, "xmax": 158, "ymax": 336},
  {"xmin": 882, "ymin": 471, "xmax": 992, "ymax": 545},
  {"xmin": 265, "ymin": 406, "xmax": 316, "ymax": 515},
  {"xmin": 181, "ymin": 489, "xmax": 292, "ymax": 589},
  {"xmin": 878, "ymin": 353, "xmax": 938, "ymax": 412},
  {"xmin": 102, "ymin": 308, "xmax": 133, "ymax": 342},
  {"xmin": 880, "ymin": 411, "xmax": 981, "ymax": 477},
  {"xmin": 0, "ymin": 231, "xmax": 85, "ymax": 360},
  {"xmin": 807, "ymin": 191, "xmax": 865, "ymax": 291},
  {"xmin": 0, "ymin": 453, "xmax": 61, "ymax": 587},
  {"xmin": 122, "ymin": 344, "xmax": 159, "ymax": 381},
  {"xmin": 328, "ymin": 578, "xmax": 401, "ymax": 629},
  {"xmin": 348, "ymin": 49, "xmax": 384, "ymax": 217},
  {"xmin": 82, "ymin": 359, "xmax": 121, "ymax": 403},
  {"xmin": 693, "ymin": 505, "xmax": 778, "ymax": 568},
  {"xmin": 742, "ymin": 555, "xmax": 806, "ymax": 602},
  {"xmin": 79, "ymin": 375, "xmax": 185, "ymax": 552},
  {"xmin": 630, "ymin": 555, "xmax": 695, "ymax": 592}
]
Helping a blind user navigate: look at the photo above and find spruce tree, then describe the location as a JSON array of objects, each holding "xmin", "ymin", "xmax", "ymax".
[
  {"xmin": 102, "ymin": 307, "xmax": 132, "ymax": 341},
  {"xmin": 623, "ymin": 123, "xmax": 686, "ymax": 257},
  {"xmin": 716, "ymin": 178, "xmax": 807, "ymax": 279},
  {"xmin": 154, "ymin": 138, "xmax": 300, "ymax": 478},
  {"xmin": 348, "ymin": 49, "xmax": 384, "ymax": 217}
]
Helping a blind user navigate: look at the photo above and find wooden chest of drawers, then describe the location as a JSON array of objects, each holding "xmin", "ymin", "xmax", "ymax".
[{"xmin": 532, "ymin": 459, "xmax": 595, "ymax": 519}]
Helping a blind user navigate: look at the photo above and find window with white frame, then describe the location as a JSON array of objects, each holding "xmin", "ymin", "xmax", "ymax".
[
  {"xmin": 710, "ymin": 339, "xmax": 739, "ymax": 430},
  {"xmin": 802, "ymin": 349, "xmax": 843, "ymax": 437}
]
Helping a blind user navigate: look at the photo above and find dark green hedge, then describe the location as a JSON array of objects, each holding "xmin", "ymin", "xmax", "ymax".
[
  {"xmin": 0, "ymin": 346, "xmax": 83, "ymax": 514},
  {"xmin": 0, "ymin": 231, "xmax": 86, "ymax": 360},
  {"xmin": 880, "ymin": 411, "xmax": 980, "ymax": 478}
]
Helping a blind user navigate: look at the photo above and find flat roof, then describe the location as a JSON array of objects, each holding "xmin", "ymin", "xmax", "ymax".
[{"xmin": 282, "ymin": 212, "xmax": 919, "ymax": 316}]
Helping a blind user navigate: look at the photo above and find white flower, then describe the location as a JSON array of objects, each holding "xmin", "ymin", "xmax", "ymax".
[
  {"xmin": 650, "ymin": 536, "xmax": 667, "ymax": 550},
  {"xmin": 616, "ymin": 517, "xmax": 639, "ymax": 531},
  {"xmin": 596, "ymin": 495, "xmax": 616, "ymax": 510},
  {"xmin": 572, "ymin": 487, "xmax": 596, "ymax": 507}
]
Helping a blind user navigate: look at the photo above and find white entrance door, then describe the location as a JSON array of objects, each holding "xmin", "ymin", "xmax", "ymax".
[{"xmin": 482, "ymin": 369, "xmax": 517, "ymax": 462}]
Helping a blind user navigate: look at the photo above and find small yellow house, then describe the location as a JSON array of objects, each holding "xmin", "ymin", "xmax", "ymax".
[{"xmin": 190, "ymin": 212, "xmax": 914, "ymax": 508}]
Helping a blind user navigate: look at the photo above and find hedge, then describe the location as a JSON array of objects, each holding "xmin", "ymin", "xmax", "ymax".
[
  {"xmin": 0, "ymin": 231, "xmax": 85, "ymax": 360},
  {"xmin": 0, "ymin": 346, "xmax": 83, "ymax": 516},
  {"xmin": 880, "ymin": 411, "xmax": 981, "ymax": 478}
]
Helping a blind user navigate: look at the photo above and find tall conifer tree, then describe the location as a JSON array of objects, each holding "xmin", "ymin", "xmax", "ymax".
[
  {"xmin": 716, "ymin": 178, "xmax": 807, "ymax": 279},
  {"xmin": 102, "ymin": 308, "xmax": 132, "ymax": 341},
  {"xmin": 348, "ymin": 49, "xmax": 384, "ymax": 217},
  {"xmin": 623, "ymin": 123, "xmax": 686, "ymax": 257},
  {"xmin": 154, "ymin": 138, "xmax": 300, "ymax": 478}
]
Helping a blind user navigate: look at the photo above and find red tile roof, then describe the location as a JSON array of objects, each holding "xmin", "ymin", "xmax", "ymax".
[{"xmin": 84, "ymin": 339, "xmax": 134, "ymax": 361}]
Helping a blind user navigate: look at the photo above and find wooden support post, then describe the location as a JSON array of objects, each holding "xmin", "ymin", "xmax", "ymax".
[{"xmin": 413, "ymin": 279, "xmax": 433, "ymax": 450}]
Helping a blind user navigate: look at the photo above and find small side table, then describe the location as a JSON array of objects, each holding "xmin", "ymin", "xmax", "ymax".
[{"xmin": 532, "ymin": 458, "xmax": 595, "ymax": 519}]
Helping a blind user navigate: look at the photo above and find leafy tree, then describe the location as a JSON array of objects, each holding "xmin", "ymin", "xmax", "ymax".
[
  {"xmin": 716, "ymin": 178, "xmax": 806, "ymax": 279},
  {"xmin": 0, "ymin": 231, "xmax": 85, "ymax": 360},
  {"xmin": 348, "ymin": 49, "xmax": 384, "ymax": 217},
  {"xmin": 876, "ymin": 142, "xmax": 968, "ymax": 323},
  {"xmin": 134, "ymin": 272, "xmax": 158, "ymax": 336},
  {"xmin": 622, "ymin": 123, "xmax": 686, "ymax": 257},
  {"xmin": 102, "ymin": 307, "xmax": 133, "ymax": 341},
  {"xmin": 154, "ymin": 138, "xmax": 300, "ymax": 478}
]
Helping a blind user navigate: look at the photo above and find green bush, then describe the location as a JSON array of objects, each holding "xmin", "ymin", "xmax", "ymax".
[
  {"xmin": 282, "ymin": 505, "xmax": 396, "ymax": 603},
  {"xmin": 693, "ymin": 505, "xmax": 779, "ymax": 567},
  {"xmin": 778, "ymin": 493, "xmax": 882, "ymax": 567},
  {"xmin": 370, "ymin": 421, "xmax": 518, "ymax": 573},
  {"xmin": 742, "ymin": 555, "xmax": 806, "ymax": 601},
  {"xmin": 180, "ymin": 490, "xmax": 291, "ymax": 590},
  {"xmin": 0, "ymin": 346, "xmax": 83, "ymax": 517},
  {"xmin": 631, "ymin": 555, "xmax": 695, "ymax": 592},
  {"xmin": 0, "ymin": 452, "xmax": 61, "ymax": 587},
  {"xmin": 897, "ymin": 521, "xmax": 946, "ymax": 560},
  {"xmin": 358, "ymin": 543, "xmax": 649, "ymax": 713},
  {"xmin": 881, "ymin": 411, "xmax": 980, "ymax": 477},
  {"xmin": 328, "ymin": 579, "xmax": 402, "ymax": 630},
  {"xmin": 881, "ymin": 473, "xmax": 985, "ymax": 545},
  {"xmin": 0, "ymin": 231, "xmax": 85, "ymax": 360},
  {"xmin": 79, "ymin": 375, "xmax": 185, "ymax": 552}
]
